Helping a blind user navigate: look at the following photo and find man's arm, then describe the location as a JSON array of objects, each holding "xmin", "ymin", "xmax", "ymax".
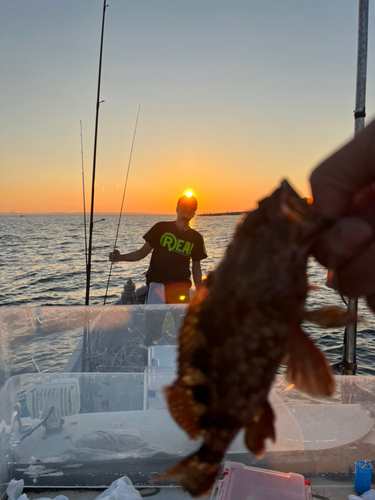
[
  {"xmin": 109, "ymin": 242, "xmax": 152, "ymax": 263},
  {"xmin": 192, "ymin": 260, "xmax": 203, "ymax": 289}
]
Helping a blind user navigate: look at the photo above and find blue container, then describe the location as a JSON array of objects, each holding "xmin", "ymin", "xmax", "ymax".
[{"xmin": 355, "ymin": 460, "xmax": 372, "ymax": 494}]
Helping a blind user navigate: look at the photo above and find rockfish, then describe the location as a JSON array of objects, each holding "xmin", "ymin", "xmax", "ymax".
[{"xmin": 156, "ymin": 180, "xmax": 355, "ymax": 497}]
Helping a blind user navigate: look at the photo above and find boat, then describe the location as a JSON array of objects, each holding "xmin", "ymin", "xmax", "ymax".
[
  {"xmin": 1, "ymin": 0, "xmax": 373, "ymax": 496},
  {"xmin": 1, "ymin": 304, "xmax": 375, "ymax": 500}
]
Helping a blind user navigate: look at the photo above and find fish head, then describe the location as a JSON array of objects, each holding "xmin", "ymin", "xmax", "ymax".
[{"xmin": 225, "ymin": 180, "xmax": 322, "ymax": 314}]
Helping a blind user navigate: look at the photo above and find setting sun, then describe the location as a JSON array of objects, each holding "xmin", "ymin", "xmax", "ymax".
[{"xmin": 184, "ymin": 190, "xmax": 193, "ymax": 198}]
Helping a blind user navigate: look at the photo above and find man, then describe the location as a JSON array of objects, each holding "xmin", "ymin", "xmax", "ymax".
[{"xmin": 109, "ymin": 194, "xmax": 207, "ymax": 304}]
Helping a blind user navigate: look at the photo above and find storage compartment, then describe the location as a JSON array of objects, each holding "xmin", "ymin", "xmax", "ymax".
[{"xmin": 212, "ymin": 461, "xmax": 310, "ymax": 500}]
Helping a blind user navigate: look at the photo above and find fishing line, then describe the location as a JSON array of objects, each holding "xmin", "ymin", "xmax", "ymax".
[
  {"xmin": 19, "ymin": 406, "xmax": 55, "ymax": 442},
  {"xmin": 103, "ymin": 105, "xmax": 141, "ymax": 305},
  {"xmin": 80, "ymin": 120, "xmax": 88, "ymax": 269}
]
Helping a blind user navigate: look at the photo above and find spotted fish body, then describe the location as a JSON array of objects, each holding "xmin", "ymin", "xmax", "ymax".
[{"xmin": 156, "ymin": 181, "xmax": 355, "ymax": 497}]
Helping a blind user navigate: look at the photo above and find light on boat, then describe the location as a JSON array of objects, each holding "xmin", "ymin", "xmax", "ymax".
[{"xmin": 179, "ymin": 295, "xmax": 186, "ymax": 301}]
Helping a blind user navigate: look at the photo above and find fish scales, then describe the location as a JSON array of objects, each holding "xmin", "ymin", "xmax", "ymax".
[{"xmin": 154, "ymin": 180, "xmax": 356, "ymax": 497}]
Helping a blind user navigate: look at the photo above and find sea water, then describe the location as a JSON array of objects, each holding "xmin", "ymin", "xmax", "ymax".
[{"xmin": 1, "ymin": 213, "xmax": 375, "ymax": 376}]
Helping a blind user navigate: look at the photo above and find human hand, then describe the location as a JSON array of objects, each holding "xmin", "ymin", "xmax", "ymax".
[
  {"xmin": 310, "ymin": 119, "xmax": 375, "ymax": 311},
  {"xmin": 109, "ymin": 249, "xmax": 121, "ymax": 263}
]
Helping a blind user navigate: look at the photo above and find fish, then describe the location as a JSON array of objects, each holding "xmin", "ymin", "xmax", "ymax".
[{"xmin": 153, "ymin": 180, "xmax": 357, "ymax": 497}]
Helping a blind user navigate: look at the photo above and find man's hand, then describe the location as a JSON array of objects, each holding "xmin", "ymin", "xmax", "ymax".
[
  {"xmin": 109, "ymin": 249, "xmax": 121, "ymax": 263},
  {"xmin": 310, "ymin": 119, "xmax": 375, "ymax": 310}
]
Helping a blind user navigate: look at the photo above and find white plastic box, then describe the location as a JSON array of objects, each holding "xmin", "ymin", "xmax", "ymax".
[
  {"xmin": 147, "ymin": 345, "xmax": 177, "ymax": 368},
  {"xmin": 211, "ymin": 461, "xmax": 311, "ymax": 500},
  {"xmin": 143, "ymin": 345, "xmax": 177, "ymax": 410}
]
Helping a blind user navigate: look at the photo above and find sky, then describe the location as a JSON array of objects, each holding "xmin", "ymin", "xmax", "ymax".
[{"xmin": 1, "ymin": 0, "xmax": 375, "ymax": 215}]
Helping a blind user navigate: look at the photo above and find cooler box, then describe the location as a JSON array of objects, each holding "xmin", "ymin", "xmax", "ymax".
[{"xmin": 212, "ymin": 461, "xmax": 311, "ymax": 500}]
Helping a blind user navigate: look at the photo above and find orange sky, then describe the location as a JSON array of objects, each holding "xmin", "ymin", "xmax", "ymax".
[
  {"xmin": 1, "ymin": 1, "xmax": 375, "ymax": 215},
  {"xmin": 0, "ymin": 132, "xmax": 359, "ymax": 215},
  {"xmin": 0, "ymin": 139, "xmax": 337, "ymax": 215}
]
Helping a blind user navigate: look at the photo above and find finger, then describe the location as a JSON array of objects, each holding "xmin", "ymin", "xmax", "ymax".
[
  {"xmin": 310, "ymin": 119, "xmax": 375, "ymax": 218},
  {"xmin": 311, "ymin": 217, "xmax": 373, "ymax": 269},
  {"xmin": 366, "ymin": 293, "xmax": 375, "ymax": 313},
  {"xmin": 331, "ymin": 240, "xmax": 375, "ymax": 298},
  {"xmin": 348, "ymin": 184, "xmax": 375, "ymax": 229}
]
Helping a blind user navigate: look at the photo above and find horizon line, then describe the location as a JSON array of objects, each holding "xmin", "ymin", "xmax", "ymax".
[
  {"xmin": 1, "ymin": 210, "xmax": 246, "ymax": 216},
  {"xmin": 0, "ymin": 211, "xmax": 167, "ymax": 216}
]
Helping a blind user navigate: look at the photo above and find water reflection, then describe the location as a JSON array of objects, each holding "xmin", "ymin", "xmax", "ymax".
[{"xmin": 1, "ymin": 214, "xmax": 375, "ymax": 377}]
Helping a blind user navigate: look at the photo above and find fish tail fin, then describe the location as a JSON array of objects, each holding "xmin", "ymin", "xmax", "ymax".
[
  {"xmin": 245, "ymin": 400, "xmax": 275, "ymax": 459},
  {"xmin": 286, "ymin": 327, "xmax": 335, "ymax": 397},
  {"xmin": 152, "ymin": 444, "xmax": 222, "ymax": 497}
]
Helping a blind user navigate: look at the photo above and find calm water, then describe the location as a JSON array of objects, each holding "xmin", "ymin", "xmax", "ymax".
[{"xmin": 1, "ymin": 213, "xmax": 375, "ymax": 376}]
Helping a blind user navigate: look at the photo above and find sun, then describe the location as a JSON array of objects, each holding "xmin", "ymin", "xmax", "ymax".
[{"xmin": 184, "ymin": 190, "xmax": 193, "ymax": 198}]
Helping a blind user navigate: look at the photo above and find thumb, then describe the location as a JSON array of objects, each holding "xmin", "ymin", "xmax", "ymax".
[{"xmin": 311, "ymin": 217, "xmax": 373, "ymax": 269}]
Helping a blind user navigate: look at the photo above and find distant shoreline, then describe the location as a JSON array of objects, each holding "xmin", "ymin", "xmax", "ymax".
[
  {"xmin": 0, "ymin": 212, "xmax": 157, "ymax": 216},
  {"xmin": 198, "ymin": 211, "xmax": 244, "ymax": 217},
  {"xmin": 0, "ymin": 211, "xmax": 245, "ymax": 217}
]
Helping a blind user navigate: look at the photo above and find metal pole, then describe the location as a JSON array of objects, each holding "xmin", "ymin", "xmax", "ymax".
[
  {"xmin": 85, "ymin": 0, "xmax": 108, "ymax": 306},
  {"xmin": 345, "ymin": 0, "xmax": 369, "ymax": 375}
]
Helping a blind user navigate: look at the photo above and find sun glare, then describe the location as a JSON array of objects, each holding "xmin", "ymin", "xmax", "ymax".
[{"xmin": 184, "ymin": 190, "xmax": 193, "ymax": 198}]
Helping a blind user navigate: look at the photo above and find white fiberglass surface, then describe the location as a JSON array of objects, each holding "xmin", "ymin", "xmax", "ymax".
[{"xmin": 1, "ymin": 306, "xmax": 375, "ymax": 497}]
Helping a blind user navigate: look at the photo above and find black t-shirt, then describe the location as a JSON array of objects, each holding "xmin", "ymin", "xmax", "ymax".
[{"xmin": 143, "ymin": 221, "xmax": 207, "ymax": 285}]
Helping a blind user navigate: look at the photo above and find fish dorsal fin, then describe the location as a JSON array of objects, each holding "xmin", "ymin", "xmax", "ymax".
[
  {"xmin": 164, "ymin": 380, "xmax": 204, "ymax": 440},
  {"xmin": 164, "ymin": 295, "xmax": 210, "ymax": 440},
  {"xmin": 286, "ymin": 327, "xmax": 335, "ymax": 397}
]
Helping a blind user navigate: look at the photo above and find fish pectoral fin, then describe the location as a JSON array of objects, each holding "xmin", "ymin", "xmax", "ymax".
[
  {"xmin": 152, "ymin": 445, "xmax": 221, "ymax": 498},
  {"xmin": 164, "ymin": 380, "xmax": 204, "ymax": 440},
  {"xmin": 302, "ymin": 306, "xmax": 356, "ymax": 328},
  {"xmin": 286, "ymin": 327, "xmax": 335, "ymax": 397},
  {"xmin": 244, "ymin": 400, "xmax": 275, "ymax": 459}
]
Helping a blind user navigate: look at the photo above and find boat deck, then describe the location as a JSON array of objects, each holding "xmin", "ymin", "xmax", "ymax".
[
  {"xmin": 20, "ymin": 479, "xmax": 371, "ymax": 500},
  {"xmin": 19, "ymin": 488, "xmax": 209, "ymax": 500}
]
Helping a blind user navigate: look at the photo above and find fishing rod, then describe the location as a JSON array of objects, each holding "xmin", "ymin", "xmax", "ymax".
[
  {"xmin": 104, "ymin": 105, "xmax": 141, "ymax": 305},
  {"xmin": 343, "ymin": 0, "xmax": 369, "ymax": 375},
  {"xmin": 80, "ymin": 120, "xmax": 88, "ymax": 269},
  {"xmin": 330, "ymin": 0, "xmax": 369, "ymax": 376},
  {"xmin": 85, "ymin": 0, "xmax": 108, "ymax": 306}
]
